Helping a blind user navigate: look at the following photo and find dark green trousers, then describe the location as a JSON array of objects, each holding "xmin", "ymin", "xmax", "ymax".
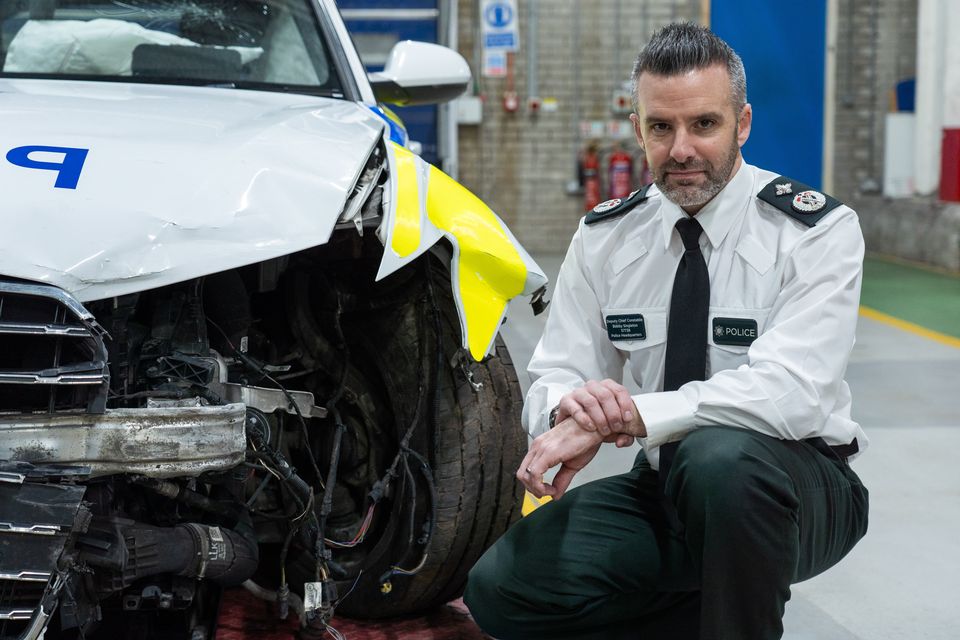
[{"xmin": 464, "ymin": 426, "xmax": 869, "ymax": 640}]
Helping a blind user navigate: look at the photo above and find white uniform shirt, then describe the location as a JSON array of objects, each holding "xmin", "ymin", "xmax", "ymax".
[{"xmin": 523, "ymin": 162, "xmax": 867, "ymax": 469}]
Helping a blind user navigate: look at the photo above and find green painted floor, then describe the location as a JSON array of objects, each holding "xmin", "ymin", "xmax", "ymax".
[{"xmin": 860, "ymin": 255, "xmax": 960, "ymax": 339}]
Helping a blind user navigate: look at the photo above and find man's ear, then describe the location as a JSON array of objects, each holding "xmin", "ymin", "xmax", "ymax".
[
  {"xmin": 737, "ymin": 103, "xmax": 752, "ymax": 147},
  {"xmin": 629, "ymin": 113, "xmax": 645, "ymax": 151}
]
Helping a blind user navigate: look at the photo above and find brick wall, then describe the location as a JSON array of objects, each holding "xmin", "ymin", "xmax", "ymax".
[
  {"xmin": 829, "ymin": 0, "xmax": 960, "ymax": 272},
  {"xmin": 452, "ymin": 1, "xmax": 925, "ymax": 260},
  {"xmin": 832, "ymin": 0, "xmax": 918, "ymax": 201},
  {"xmin": 456, "ymin": 0, "xmax": 700, "ymax": 253}
]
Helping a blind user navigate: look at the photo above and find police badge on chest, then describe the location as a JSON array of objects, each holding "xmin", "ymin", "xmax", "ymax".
[{"xmin": 712, "ymin": 317, "xmax": 759, "ymax": 346}]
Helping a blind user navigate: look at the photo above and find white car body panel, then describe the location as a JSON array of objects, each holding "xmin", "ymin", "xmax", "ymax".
[{"xmin": 0, "ymin": 78, "xmax": 384, "ymax": 302}]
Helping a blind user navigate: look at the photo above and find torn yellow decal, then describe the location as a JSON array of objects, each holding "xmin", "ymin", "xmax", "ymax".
[
  {"xmin": 390, "ymin": 145, "xmax": 421, "ymax": 258},
  {"xmin": 425, "ymin": 166, "xmax": 526, "ymax": 360},
  {"xmin": 522, "ymin": 491, "xmax": 552, "ymax": 516}
]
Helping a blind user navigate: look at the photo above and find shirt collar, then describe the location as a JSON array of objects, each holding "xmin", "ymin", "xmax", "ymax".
[{"xmin": 659, "ymin": 161, "xmax": 753, "ymax": 251}]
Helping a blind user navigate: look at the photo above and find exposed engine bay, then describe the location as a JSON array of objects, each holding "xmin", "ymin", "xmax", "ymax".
[
  {"xmin": 0, "ymin": 225, "xmax": 511, "ymax": 639},
  {"xmin": 0, "ymin": 2, "xmax": 544, "ymax": 638}
]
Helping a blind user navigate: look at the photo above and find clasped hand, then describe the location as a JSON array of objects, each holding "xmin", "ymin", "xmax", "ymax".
[{"xmin": 518, "ymin": 379, "xmax": 645, "ymax": 499}]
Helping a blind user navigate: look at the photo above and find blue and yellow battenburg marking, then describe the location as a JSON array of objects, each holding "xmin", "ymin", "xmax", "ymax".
[
  {"xmin": 367, "ymin": 105, "xmax": 409, "ymax": 147},
  {"xmin": 385, "ymin": 143, "xmax": 530, "ymax": 361}
]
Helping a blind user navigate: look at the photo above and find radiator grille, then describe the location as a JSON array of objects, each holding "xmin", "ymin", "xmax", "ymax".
[
  {"xmin": 0, "ymin": 281, "xmax": 109, "ymax": 414},
  {"xmin": 0, "ymin": 577, "xmax": 46, "ymax": 639}
]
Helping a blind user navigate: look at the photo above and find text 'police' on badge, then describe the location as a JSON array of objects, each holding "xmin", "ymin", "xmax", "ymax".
[{"xmin": 712, "ymin": 317, "xmax": 758, "ymax": 347}]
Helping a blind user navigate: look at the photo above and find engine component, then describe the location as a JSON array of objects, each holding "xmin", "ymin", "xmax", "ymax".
[
  {"xmin": 77, "ymin": 517, "xmax": 258, "ymax": 594},
  {"xmin": 241, "ymin": 580, "xmax": 305, "ymax": 625},
  {"xmin": 146, "ymin": 354, "xmax": 216, "ymax": 386},
  {"xmin": 212, "ymin": 381, "xmax": 327, "ymax": 419}
]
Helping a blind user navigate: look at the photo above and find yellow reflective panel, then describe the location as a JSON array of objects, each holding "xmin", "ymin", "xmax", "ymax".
[
  {"xmin": 522, "ymin": 491, "xmax": 552, "ymax": 516},
  {"xmin": 425, "ymin": 166, "xmax": 526, "ymax": 360},
  {"xmin": 390, "ymin": 145, "xmax": 421, "ymax": 258}
]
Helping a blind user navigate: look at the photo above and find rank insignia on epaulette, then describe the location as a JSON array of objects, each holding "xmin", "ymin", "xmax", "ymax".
[
  {"xmin": 585, "ymin": 184, "xmax": 652, "ymax": 225},
  {"xmin": 757, "ymin": 176, "xmax": 842, "ymax": 227},
  {"xmin": 791, "ymin": 190, "xmax": 826, "ymax": 213},
  {"xmin": 593, "ymin": 197, "xmax": 622, "ymax": 213},
  {"xmin": 775, "ymin": 182, "xmax": 792, "ymax": 196}
]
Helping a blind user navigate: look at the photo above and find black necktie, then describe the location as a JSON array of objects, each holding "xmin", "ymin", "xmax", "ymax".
[
  {"xmin": 663, "ymin": 217, "xmax": 710, "ymax": 391},
  {"xmin": 659, "ymin": 217, "xmax": 709, "ymax": 495}
]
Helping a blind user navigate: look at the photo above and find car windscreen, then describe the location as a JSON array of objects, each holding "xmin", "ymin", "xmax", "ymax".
[{"xmin": 0, "ymin": 0, "xmax": 345, "ymax": 96}]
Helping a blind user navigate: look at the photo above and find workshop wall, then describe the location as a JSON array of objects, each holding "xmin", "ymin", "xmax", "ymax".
[
  {"xmin": 455, "ymin": 0, "xmax": 701, "ymax": 253},
  {"xmin": 453, "ymin": 0, "xmax": 928, "ymax": 261},
  {"xmin": 833, "ymin": 0, "xmax": 917, "ymax": 201}
]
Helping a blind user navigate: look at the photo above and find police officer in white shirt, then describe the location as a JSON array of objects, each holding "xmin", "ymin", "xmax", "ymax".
[{"xmin": 464, "ymin": 22, "xmax": 869, "ymax": 640}]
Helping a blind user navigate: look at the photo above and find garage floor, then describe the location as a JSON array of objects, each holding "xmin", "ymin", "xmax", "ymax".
[{"xmin": 217, "ymin": 253, "xmax": 960, "ymax": 639}]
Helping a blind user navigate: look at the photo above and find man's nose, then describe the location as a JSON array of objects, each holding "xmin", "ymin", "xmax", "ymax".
[{"xmin": 669, "ymin": 129, "xmax": 695, "ymax": 163}]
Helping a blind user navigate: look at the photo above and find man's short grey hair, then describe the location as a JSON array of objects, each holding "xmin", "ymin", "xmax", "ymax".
[{"xmin": 631, "ymin": 22, "xmax": 747, "ymax": 112}]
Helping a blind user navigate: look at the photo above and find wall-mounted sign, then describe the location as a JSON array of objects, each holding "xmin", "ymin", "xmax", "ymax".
[
  {"xmin": 483, "ymin": 50, "xmax": 508, "ymax": 78},
  {"xmin": 481, "ymin": 0, "xmax": 519, "ymax": 52}
]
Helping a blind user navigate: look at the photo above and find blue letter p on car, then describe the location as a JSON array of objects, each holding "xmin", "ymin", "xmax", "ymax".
[{"xmin": 6, "ymin": 145, "xmax": 89, "ymax": 189}]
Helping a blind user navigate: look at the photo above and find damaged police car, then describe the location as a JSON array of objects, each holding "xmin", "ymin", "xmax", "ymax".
[{"xmin": 0, "ymin": 1, "xmax": 545, "ymax": 638}]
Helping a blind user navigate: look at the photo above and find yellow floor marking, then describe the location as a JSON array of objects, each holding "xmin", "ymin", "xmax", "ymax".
[{"xmin": 860, "ymin": 305, "xmax": 960, "ymax": 350}]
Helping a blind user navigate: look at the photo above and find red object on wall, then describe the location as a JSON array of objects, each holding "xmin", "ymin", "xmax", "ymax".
[
  {"xmin": 580, "ymin": 145, "xmax": 601, "ymax": 211},
  {"xmin": 608, "ymin": 149, "xmax": 634, "ymax": 199},
  {"xmin": 940, "ymin": 128, "xmax": 960, "ymax": 202}
]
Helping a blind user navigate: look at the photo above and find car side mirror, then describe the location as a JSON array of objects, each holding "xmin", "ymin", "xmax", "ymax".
[{"xmin": 369, "ymin": 41, "xmax": 470, "ymax": 106}]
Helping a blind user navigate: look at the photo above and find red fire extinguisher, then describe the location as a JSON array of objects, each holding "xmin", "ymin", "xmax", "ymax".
[
  {"xmin": 608, "ymin": 144, "xmax": 634, "ymax": 200},
  {"xmin": 579, "ymin": 142, "xmax": 602, "ymax": 211}
]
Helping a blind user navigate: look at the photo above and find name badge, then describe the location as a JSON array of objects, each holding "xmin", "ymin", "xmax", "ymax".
[
  {"xmin": 606, "ymin": 314, "xmax": 646, "ymax": 341},
  {"xmin": 712, "ymin": 317, "xmax": 758, "ymax": 346}
]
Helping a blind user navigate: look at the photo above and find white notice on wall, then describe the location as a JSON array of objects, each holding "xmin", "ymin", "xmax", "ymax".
[
  {"xmin": 481, "ymin": 0, "xmax": 519, "ymax": 52},
  {"xmin": 483, "ymin": 50, "xmax": 508, "ymax": 78}
]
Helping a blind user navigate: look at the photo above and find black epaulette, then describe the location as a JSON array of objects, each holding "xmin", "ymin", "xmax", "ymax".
[
  {"xmin": 757, "ymin": 177, "xmax": 843, "ymax": 227},
  {"xmin": 584, "ymin": 183, "xmax": 653, "ymax": 225}
]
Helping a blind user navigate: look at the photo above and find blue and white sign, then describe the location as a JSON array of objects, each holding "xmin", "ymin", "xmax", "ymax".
[
  {"xmin": 481, "ymin": 0, "xmax": 519, "ymax": 52},
  {"xmin": 483, "ymin": 50, "xmax": 508, "ymax": 78}
]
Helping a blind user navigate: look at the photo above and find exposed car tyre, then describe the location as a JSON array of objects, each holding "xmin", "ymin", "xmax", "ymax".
[{"xmin": 283, "ymin": 255, "xmax": 526, "ymax": 618}]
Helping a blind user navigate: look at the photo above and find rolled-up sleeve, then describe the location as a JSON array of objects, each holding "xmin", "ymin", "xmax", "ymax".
[
  {"xmin": 523, "ymin": 228, "xmax": 626, "ymax": 438},
  {"xmin": 634, "ymin": 211, "xmax": 865, "ymax": 450}
]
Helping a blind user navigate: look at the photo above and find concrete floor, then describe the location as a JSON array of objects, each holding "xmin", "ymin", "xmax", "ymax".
[{"xmin": 499, "ymin": 252, "xmax": 960, "ymax": 640}]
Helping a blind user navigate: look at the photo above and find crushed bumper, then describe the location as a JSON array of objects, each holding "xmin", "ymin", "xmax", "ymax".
[{"xmin": 0, "ymin": 403, "xmax": 247, "ymax": 479}]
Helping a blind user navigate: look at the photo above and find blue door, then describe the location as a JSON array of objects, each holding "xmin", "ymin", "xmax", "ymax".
[
  {"xmin": 336, "ymin": 0, "xmax": 441, "ymax": 165},
  {"xmin": 711, "ymin": 1, "xmax": 827, "ymax": 189}
]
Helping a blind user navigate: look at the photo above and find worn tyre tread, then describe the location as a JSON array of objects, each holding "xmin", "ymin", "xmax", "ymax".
[{"xmin": 331, "ymin": 260, "xmax": 525, "ymax": 619}]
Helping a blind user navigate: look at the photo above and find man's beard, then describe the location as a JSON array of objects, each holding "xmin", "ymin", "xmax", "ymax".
[{"xmin": 653, "ymin": 135, "xmax": 739, "ymax": 209}]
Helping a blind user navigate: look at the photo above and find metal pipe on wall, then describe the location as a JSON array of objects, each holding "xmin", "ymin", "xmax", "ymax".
[
  {"xmin": 613, "ymin": 0, "xmax": 621, "ymax": 94},
  {"xmin": 527, "ymin": 0, "xmax": 539, "ymax": 101},
  {"xmin": 914, "ymin": 0, "xmax": 945, "ymax": 195},
  {"xmin": 569, "ymin": 0, "xmax": 582, "ymax": 191},
  {"xmin": 863, "ymin": 0, "xmax": 880, "ymax": 192},
  {"xmin": 822, "ymin": 0, "xmax": 838, "ymax": 193},
  {"xmin": 438, "ymin": 0, "xmax": 459, "ymax": 179}
]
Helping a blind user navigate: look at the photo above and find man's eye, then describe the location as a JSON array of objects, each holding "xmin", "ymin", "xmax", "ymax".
[
  {"xmin": 697, "ymin": 119, "xmax": 717, "ymax": 129},
  {"xmin": 650, "ymin": 123, "xmax": 670, "ymax": 133}
]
